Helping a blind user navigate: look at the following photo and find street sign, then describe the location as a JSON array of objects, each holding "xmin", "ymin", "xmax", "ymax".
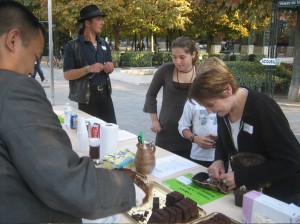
[
  {"xmin": 260, "ymin": 58, "xmax": 281, "ymax": 66},
  {"xmin": 278, "ymin": 0, "xmax": 300, "ymax": 8},
  {"xmin": 260, "ymin": 58, "xmax": 276, "ymax": 66}
]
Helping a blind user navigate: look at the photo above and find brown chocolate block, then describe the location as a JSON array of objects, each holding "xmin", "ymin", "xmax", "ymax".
[
  {"xmin": 174, "ymin": 201, "xmax": 191, "ymax": 222},
  {"xmin": 163, "ymin": 206, "xmax": 176, "ymax": 223},
  {"xmin": 180, "ymin": 197, "xmax": 199, "ymax": 218},
  {"xmin": 166, "ymin": 191, "xmax": 184, "ymax": 206},
  {"xmin": 148, "ymin": 209, "xmax": 169, "ymax": 224},
  {"xmin": 152, "ymin": 197, "xmax": 160, "ymax": 211}
]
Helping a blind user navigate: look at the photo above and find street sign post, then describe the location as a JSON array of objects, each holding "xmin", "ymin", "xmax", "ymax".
[
  {"xmin": 260, "ymin": 58, "xmax": 281, "ymax": 98},
  {"xmin": 260, "ymin": 58, "xmax": 281, "ymax": 66},
  {"xmin": 278, "ymin": 0, "xmax": 300, "ymax": 8}
]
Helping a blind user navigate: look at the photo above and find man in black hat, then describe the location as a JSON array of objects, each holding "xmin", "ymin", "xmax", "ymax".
[{"xmin": 63, "ymin": 4, "xmax": 116, "ymax": 124}]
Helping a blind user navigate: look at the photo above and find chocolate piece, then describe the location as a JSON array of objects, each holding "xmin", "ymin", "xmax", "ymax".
[
  {"xmin": 180, "ymin": 197, "xmax": 198, "ymax": 218},
  {"xmin": 198, "ymin": 213, "xmax": 232, "ymax": 224},
  {"xmin": 175, "ymin": 201, "xmax": 191, "ymax": 222},
  {"xmin": 152, "ymin": 197, "xmax": 160, "ymax": 211},
  {"xmin": 167, "ymin": 206, "xmax": 182, "ymax": 223},
  {"xmin": 166, "ymin": 191, "xmax": 184, "ymax": 206},
  {"xmin": 148, "ymin": 209, "xmax": 169, "ymax": 223},
  {"xmin": 131, "ymin": 213, "xmax": 146, "ymax": 222},
  {"xmin": 163, "ymin": 206, "xmax": 176, "ymax": 223}
]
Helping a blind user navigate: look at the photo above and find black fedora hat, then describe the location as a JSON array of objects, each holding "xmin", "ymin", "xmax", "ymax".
[{"xmin": 78, "ymin": 4, "xmax": 106, "ymax": 22}]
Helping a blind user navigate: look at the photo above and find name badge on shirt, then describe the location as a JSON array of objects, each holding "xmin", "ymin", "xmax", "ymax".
[
  {"xmin": 243, "ymin": 123, "xmax": 253, "ymax": 134},
  {"xmin": 101, "ymin": 46, "xmax": 107, "ymax": 51}
]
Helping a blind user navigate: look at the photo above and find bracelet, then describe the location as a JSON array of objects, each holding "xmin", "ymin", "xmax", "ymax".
[
  {"xmin": 189, "ymin": 134, "xmax": 197, "ymax": 143},
  {"xmin": 83, "ymin": 65, "xmax": 90, "ymax": 74}
]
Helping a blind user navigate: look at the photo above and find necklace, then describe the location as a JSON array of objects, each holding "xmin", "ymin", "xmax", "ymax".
[
  {"xmin": 178, "ymin": 66, "xmax": 193, "ymax": 73},
  {"xmin": 177, "ymin": 66, "xmax": 194, "ymax": 84}
]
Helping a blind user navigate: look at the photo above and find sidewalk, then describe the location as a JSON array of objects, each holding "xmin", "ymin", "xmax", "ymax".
[{"xmin": 41, "ymin": 64, "xmax": 300, "ymax": 143}]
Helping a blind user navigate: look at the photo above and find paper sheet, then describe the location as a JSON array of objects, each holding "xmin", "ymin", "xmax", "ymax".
[
  {"xmin": 118, "ymin": 130, "xmax": 137, "ymax": 142},
  {"xmin": 152, "ymin": 154, "xmax": 198, "ymax": 178}
]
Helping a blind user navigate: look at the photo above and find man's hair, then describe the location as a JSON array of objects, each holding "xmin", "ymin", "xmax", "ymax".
[{"xmin": 0, "ymin": 1, "xmax": 45, "ymax": 46}]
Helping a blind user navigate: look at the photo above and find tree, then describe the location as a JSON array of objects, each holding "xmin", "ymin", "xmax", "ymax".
[
  {"xmin": 188, "ymin": 0, "xmax": 272, "ymax": 53},
  {"xmin": 128, "ymin": 0, "xmax": 191, "ymax": 52},
  {"xmin": 288, "ymin": 8, "xmax": 300, "ymax": 102}
]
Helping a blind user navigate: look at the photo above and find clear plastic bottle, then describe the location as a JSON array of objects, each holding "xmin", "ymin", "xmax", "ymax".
[{"xmin": 64, "ymin": 102, "xmax": 72, "ymax": 127}]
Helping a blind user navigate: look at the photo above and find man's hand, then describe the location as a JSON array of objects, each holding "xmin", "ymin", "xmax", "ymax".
[
  {"xmin": 89, "ymin": 63, "xmax": 105, "ymax": 73},
  {"xmin": 134, "ymin": 183, "xmax": 146, "ymax": 206},
  {"xmin": 103, "ymin": 62, "xmax": 114, "ymax": 74}
]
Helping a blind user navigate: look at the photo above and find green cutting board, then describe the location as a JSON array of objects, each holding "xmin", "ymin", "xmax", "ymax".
[{"xmin": 163, "ymin": 173, "xmax": 227, "ymax": 205}]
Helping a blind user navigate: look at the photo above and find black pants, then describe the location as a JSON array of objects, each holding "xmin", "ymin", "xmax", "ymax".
[{"xmin": 79, "ymin": 87, "xmax": 117, "ymax": 124}]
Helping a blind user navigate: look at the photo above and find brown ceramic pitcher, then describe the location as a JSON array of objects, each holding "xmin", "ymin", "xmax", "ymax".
[{"xmin": 134, "ymin": 143, "xmax": 156, "ymax": 175}]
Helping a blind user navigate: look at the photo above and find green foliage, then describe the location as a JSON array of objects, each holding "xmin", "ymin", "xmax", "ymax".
[
  {"xmin": 280, "ymin": 62, "xmax": 293, "ymax": 72},
  {"xmin": 119, "ymin": 52, "xmax": 134, "ymax": 67},
  {"xmin": 152, "ymin": 52, "xmax": 172, "ymax": 66},
  {"xmin": 225, "ymin": 61, "xmax": 292, "ymax": 94},
  {"xmin": 119, "ymin": 52, "xmax": 154, "ymax": 67},
  {"xmin": 273, "ymin": 64, "xmax": 292, "ymax": 94},
  {"xmin": 111, "ymin": 51, "xmax": 124, "ymax": 68},
  {"xmin": 226, "ymin": 61, "xmax": 266, "ymax": 90},
  {"xmin": 248, "ymin": 54, "xmax": 264, "ymax": 63}
]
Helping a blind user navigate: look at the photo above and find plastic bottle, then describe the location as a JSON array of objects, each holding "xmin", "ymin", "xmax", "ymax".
[
  {"xmin": 64, "ymin": 102, "xmax": 72, "ymax": 127},
  {"xmin": 77, "ymin": 116, "xmax": 89, "ymax": 152}
]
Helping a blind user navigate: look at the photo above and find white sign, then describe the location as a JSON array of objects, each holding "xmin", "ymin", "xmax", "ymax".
[{"xmin": 260, "ymin": 58, "xmax": 280, "ymax": 66}]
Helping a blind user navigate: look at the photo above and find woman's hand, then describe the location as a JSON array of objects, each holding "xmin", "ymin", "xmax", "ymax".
[
  {"xmin": 207, "ymin": 160, "xmax": 225, "ymax": 180},
  {"xmin": 193, "ymin": 135, "xmax": 215, "ymax": 149},
  {"xmin": 151, "ymin": 120, "xmax": 162, "ymax": 133},
  {"xmin": 220, "ymin": 172, "xmax": 236, "ymax": 190}
]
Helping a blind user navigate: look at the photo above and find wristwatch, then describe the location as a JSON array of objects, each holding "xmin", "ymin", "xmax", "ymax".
[
  {"xmin": 83, "ymin": 65, "xmax": 90, "ymax": 74},
  {"xmin": 189, "ymin": 134, "xmax": 197, "ymax": 143}
]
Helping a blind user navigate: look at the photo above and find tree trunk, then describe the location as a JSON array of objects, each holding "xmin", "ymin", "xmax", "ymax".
[
  {"xmin": 150, "ymin": 33, "xmax": 154, "ymax": 52},
  {"xmin": 206, "ymin": 34, "xmax": 214, "ymax": 54},
  {"xmin": 288, "ymin": 8, "xmax": 300, "ymax": 102}
]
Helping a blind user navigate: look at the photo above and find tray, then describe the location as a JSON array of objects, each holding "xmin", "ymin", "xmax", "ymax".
[
  {"xmin": 127, "ymin": 181, "xmax": 206, "ymax": 223},
  {"xmin": 195, "ymin": 212, "xmax": 240, "ymax": 224}
]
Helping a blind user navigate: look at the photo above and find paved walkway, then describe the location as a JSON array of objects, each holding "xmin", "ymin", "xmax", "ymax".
[{"xmin": 40, "ymin": 63, "xmax": 300, "ymax": 143}]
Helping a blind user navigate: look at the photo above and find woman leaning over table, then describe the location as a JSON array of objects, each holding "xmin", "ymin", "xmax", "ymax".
[
  {"xmin": 189, "ymin": 57, "xmax": 300, "ymax": 205},
  {"xmin": 143, "ymin": 36, "xmax": 198, "ymax": 159}
]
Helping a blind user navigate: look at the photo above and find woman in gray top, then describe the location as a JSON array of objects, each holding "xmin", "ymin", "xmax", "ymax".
[{"xmin": 143, "ymin": 36, "xmax": 198, "ymax": 159}]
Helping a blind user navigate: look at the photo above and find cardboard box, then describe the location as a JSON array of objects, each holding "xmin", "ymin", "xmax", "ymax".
[{"xmin": 242, "ymin": 190, "xmax": 300, "ymax": 223}]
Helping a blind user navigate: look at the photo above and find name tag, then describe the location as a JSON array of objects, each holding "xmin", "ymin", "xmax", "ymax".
[
  {"xmin": 101, "ymin": 46, "xmax": 107, "ymax": 50},
  {"xmin": 243, "ymin": 123, "xmax": 253, "ymax": 134}
]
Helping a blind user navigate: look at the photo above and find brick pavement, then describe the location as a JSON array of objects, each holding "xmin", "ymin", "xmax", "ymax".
[{"xmin": 40, "ymin": 63, "xmax": 300, "ymax": 143}]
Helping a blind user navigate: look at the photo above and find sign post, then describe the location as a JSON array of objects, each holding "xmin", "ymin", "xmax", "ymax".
[
  {"xmin": 278, "ymin": 0, "xmax": 300, "ymax": 8},
  {"xmin": 259, "ymin": 58, "xmax": 281, "ymax": 66},
  {"xmin": 260, "ymin": 58, "xmax": 280, "ymax": 97}
]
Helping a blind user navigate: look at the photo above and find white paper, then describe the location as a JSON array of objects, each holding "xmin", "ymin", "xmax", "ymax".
[
  {"xmin": 176, "ymin": 176, "xmax": 193, "ymax": 185},
  {"xmin": 152, "ymin": 154, "xmax": 198, "ymax": 178},
  {"xmin": 118, "ymin": 130, "xmax": 137, "ymax": 142},
  {"xmin": 100, "ymin": 123, "xmax": 119, "ymax": 160}
]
